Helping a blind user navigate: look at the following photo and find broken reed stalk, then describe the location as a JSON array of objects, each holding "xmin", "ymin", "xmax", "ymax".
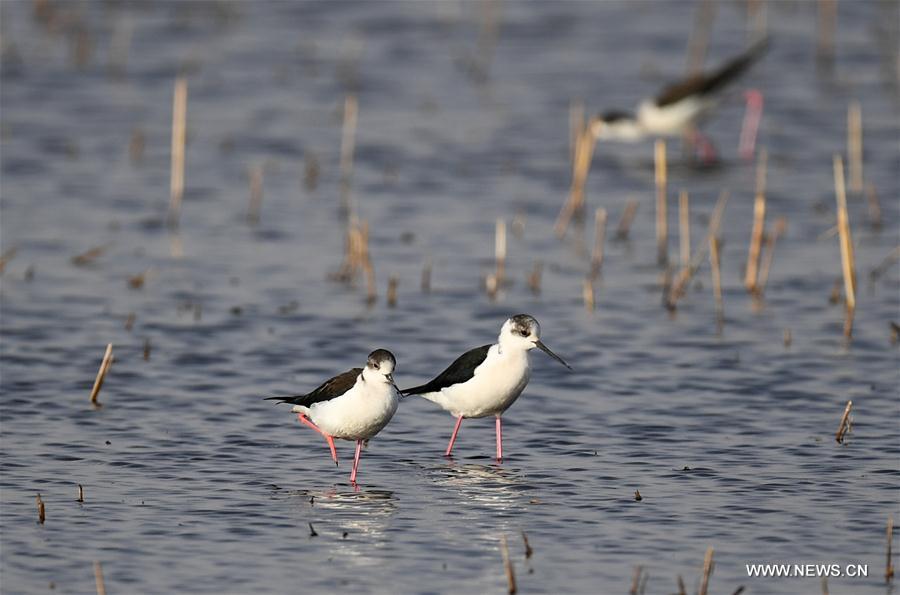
[
  {"xmin": 679, "ymin": 190, "xmax": 690, "ymax": 268},
  {"xmin": 745, "ymin": 149, "xmax": 767, "ymax": 292},
  {"xmin": 495, "ymin": 218, "xmax": 507, "ymax": 285},
  {"xmin": 835, "ymin": 400, "xmax": 852, "ymax": 444},
  {"xmin": 485, "ymin": 273, "xmax": 499, "ymax": 301},
  {"xmin": 554, "ymin": 123, "xmax": 596, "ymax": 238},
  {"xmin": 655, "ymin": 139, "xmax": 668, "ymax": 266},
  {"xmin": 591, "ymin": 208, "xmax": 607, "ymax": 278},
  {"xmin": 848, "ymin": 101, "xmax": 863, "ymax": 194},
  {"xmin": 168, "ymin": 76, "xmax": 187, "ymax": 227},
  {"xmin": 143, "ymin": 338, "xmax": 151, "ymax": 361},
  {"xmin": 387, "ymin": 276, "xmax": 398, "ymax": 308},
  {"xmin": 816, "ymin": 0, "xmax": 836, "ymax": 70},
  {"xmin": 699, "ymin": 546, "xmax": 715, "ymax": 595},
  {"xmin": 521, "ymin": 531, "xmax": 533, "ymax": 559},
  {"xmin": 361, "ymin": 222, "xmax": 376, "ymax": 305},
  {"xmin": 833, "ymin": 155, "xmax": 856, "ymax": 337},
  {"xmin": 615, "ymin": 198, "xmax": 639, "ymax": 241},
  {"xmin": 629, "ymin": 565, "xmax": 643, "ymax": 595},
  {"xmin": 710, "ymin": 235, "xmax": 723, "ymax": 330},
  {"xmin": 569, "ymin": 98, "xmax": 584, "ymax": 164},
  {"xmin": 421, "ymin": 258, "xmax": 432, "ymax": 293},
  {"xmin": 668, "ymin": 190, "xmax": 728, "ymax": 309},
  {"xmin": 676, "ymin": 575, "xmax": 686, "ymax": 595},
  {"xmin": 755, "ymin": 216, "xmax": 788, "ymax": 297},
  {"xmin": 0, "ymin": 246, "xmax": 17, "ymax": 274},
  {"xmin": 247, "ymin": 164, "xmax": 263, "ymax": 225},
  {"xmin": 865, "ymin": 183, "xmax": 882, "ymax": 230},
  {"xmin": 888, "ymin": 515, "xmax": 895, "ymax": 583},
  {"xmin": 527, "ymin": 262, "xmax": 542, "ymax": 295},
  {"xmin": 89, "ymin": 344, "xmax": 113, "ymax": 405},
  {"xmin": 71, "ymin": 244, "xmax": 109, "ymax": 266},
  {"xmin": 77, "ymin": 484, "xmax": 84, "ymax": 503},
  {"xmin": 500, "ymin": 534, "xmax": 517, "ymax": 594},
  {"xmin": 94, "ymin": 560, "xmax": 106, "ymax": 595},
  {"xmin": 36, "ymin": 493, "xmax": 45, "ymax": 524},
  {"xmin": 583, "ymin": 276, "xmax": 595, "ymax": 312},
  {"xmin": 339, "ymin": 94, "xmax": 358, "ymax": 216}
]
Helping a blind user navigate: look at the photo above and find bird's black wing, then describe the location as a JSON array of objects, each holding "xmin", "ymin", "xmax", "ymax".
[
  {"xmin": 654, "ymin": 38, "xmax": 769, "ymax": 107},
  {"xmin": 265, "ymin": 368, "xmax": 362, "ymax": 408},
  {"xmin": 402, "ymin": 345, "xmax": 491, "ymax": 395}
]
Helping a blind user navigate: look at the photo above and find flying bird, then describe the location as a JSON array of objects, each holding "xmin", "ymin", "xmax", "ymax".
[
  {"xmin": 591, "ymin": 38, "xmax": 768, "ymax": 161},
  {"xmin": 403, "ymin": 315, "xmax": 571, "ymax": 461},
  {"xmin": 266, "ymin": 349, "xmax": 400, "ymax": 484}
]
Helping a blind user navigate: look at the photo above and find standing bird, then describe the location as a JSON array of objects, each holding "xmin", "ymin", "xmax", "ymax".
[
  {"xmin": 266, "ymin": 349, "xmax": 400, "ymax": 484},
  {"xmin": 590, "ymin": 38, "xmax": 768, "ymax": 161},
  {"xmin": 403, "ymin": 315, "xmax": 571, "ymax": 461}
]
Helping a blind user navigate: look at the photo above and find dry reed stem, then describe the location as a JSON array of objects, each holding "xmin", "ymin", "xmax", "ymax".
[
  {"xmin": 94, "ymin": 561, "xmax": 106, "ymax": 595},
  {"xmin": 521, "ymin": 531, "xmax": 533, "ymax": 559},
  {"xmin": 848, "ymin": 101, "xmax": 863, "ymax": 193},
  {"xmin": 0, "ymin": 246, "xmax": 17, "ymax": 274},
  {"xmin": 870, "ymin": 245, "xmax": 900, "ymax": 282},
  {"xmin": 583, "ymin": 276, "xmax": 595, "ymax": 312},
  {"xmin": 500, "ymin": 534, "xmax": 516, "ymax": 594},
  {"xmin": 667, "ymin": 191, "xmax": 728, "ymax": 309},
  {"xmin": 817, "ymin": 0, "xmax": 836, "ymax": 69},
  {"xmin": 77, "ymin": 484, "xmax": 84, "ymax": 503},
  {"xmin": 655, "ymin": 140, "xmax": 668, "ymax": 266},
  {"xmin": 361, "ymin": 223, "xmax": 376, "ymax": 305},
  {"xmin": 833, "ymin": 155, "xmax": 856, "ymax": 318},
  {"xmin": 421, "ymin": 258, "xmax": 432, "ymax": 293},
  {"xmin": 686, "ymin": 0, "xmax": 716, "ymax": 74},
  {"xmin": 615, "ymin": 198, "xmax": 639, "ymax": 241},
  {"xmin": 124, "ymin": 313, "xmax": 135, "ymax": 331},
  {"xmin": 129, "ymin": 128, "xmax": 145, "ymax": 163},
  {"xmin": 247, "ymin": 164, "xmax": 263, "ymax": 225},
  {"xmin": 699, "ymin": 546, "xmax": 714, "ymax": 595},
  {"xmin": 128, "ymin": 268, "xmax": 154, "ymax": 290},
  {"xmin": 835, "ymin": 400, "xmax": 852, "ymax": 444},
  {"xmin": 679, "ymin": 190, "xmax": 690, "ymax": 268},
  {"xmin": 143, "ymin": 338, "xmax": 151, "ymax": 361},
  {"xmin": 527, "ymin": 262, "xmax": 542, "ymax": 295},
  {"xmin": 784, "ymin": 328, "xmax": 793, "ymax": 347},
  {"xmin": 36, "ymin": 493, "xmax": 45, "ymax": 524},
  {"xmin": 168, "ymin": 76, "xmax": 187, "ymax": 227},
  {"xmin": 304, "ymin": 151, "xmax": 320, "ymax": 192},
  {"xmin": 865, "ymin": 183, "xmax": 882, "ymax": 230},
  {"xmin": 387, "ymin": 276, "xmax": 398, "ymax": 308},
  {"xmin": 339, "ymin": 94, "xmax": 358, "ymax": 215},
  {"xmin": 710, "ymin": 235, "xmax": 723, "ymax": 330},
  {"xmin": 569, "ymin": 98, "xmax": 584, "ymax": 164},
  {"xmin": 89, "ymin": 344, "xmax": 113, "ymax": 405},
  {"xmin": 630, "ymin": 565, "xmax": 643, "ymax": 595},
  {"xmin": 822, "ymin": 576, "xmax": 829, "ymax": 595},
  {"xmin": 591, "ymin": 208, "xmax": 607, "ymax": 278},
  {"xmin": 755, "ymin": 216, "xmax": 788, "ymax": 297},
  {"xmin": 71, "ymin": 244, "xmax": 108, "ymax": 266},
  {"xmin": 495, "ymin": 218, "xmax": 507, "ymax": 285},
  {"xmin": 554, "ymin": 124, "xmax": 596, "ymax": 238},
  {"xmin": 485, "ymin": 274, "xmax": 498, "ymax": 301},
  {"xmin": 887, "ymin": 515, "xmax": 895, "ymax": 583},
  {"xmin": 676, "ymin": 575, "xmax": 686, "ymax": 595},
  {"xmin": 745, "ymin": 150, "xmax": 767, "ymax": 292}
]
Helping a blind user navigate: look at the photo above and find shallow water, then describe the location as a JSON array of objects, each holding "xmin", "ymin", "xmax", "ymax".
[{"xmin": 1, "ymin": 1, "xmax": 898, "ymax": 593}]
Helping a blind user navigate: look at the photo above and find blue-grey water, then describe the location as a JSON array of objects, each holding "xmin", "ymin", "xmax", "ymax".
[{"xmin": 1, "ymin": 1, "xmax": 898, "ymax": 593}]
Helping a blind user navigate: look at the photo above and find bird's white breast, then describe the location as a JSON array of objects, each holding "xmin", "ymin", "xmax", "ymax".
[
  {"xmin": 294, "ymin": 377, "xmax": 399, "ymax": 441},
  {"xmin": 424, "ymin": 345, "xmax": 531, "ymax": 418},
  {"xmin": 637, "ymin": 97, "xmax": 710, "ymax": 137}
]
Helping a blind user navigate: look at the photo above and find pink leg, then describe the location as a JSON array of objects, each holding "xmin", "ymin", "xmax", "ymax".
[
  {"xmin": 444, "ymin": 416, "xmax": 464, "ymax": 457},
  {"xmin": 495, "ymin": 416, "xmax": 503, "ymax": 462},
  {"xmin": 739, "ymin": 89, "xmax": 764, "ymax": 161},
  {"xmin": 349, "ymin": 439, "xmax": 363, "ymax": 484},
  {"xmin": 688, "ymin": 129, "xmax": 718, "ymax": 164},
  {"xmin": 297, "ymin": 414, "xmax": 339, "ymax": 466}
]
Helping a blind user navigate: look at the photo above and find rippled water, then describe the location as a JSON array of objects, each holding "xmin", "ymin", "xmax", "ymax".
[{"xmin": 2, "ymin": 1, "xmax": 898, "ymax": 593}]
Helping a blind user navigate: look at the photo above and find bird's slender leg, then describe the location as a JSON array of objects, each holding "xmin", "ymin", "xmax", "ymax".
[
  {"xmin": 687, "ymin": 128, "xmax": 718, "ymax": 164},
  {"xmin": 297, "ymin": 414, "xmax": 339, "ymax": 466},
  {"xmin": 444, "ymin": 415, "xmax": 464, "ymax": 457},
  {"xmin": 739, "ymin": 88, "xmax": 764, "ymax": 161},
  {"xmin": 495, "ymin": 416, "xmax": 503, "ymax": 462},
  {"xmin": 349, "ymin": 439, "xmax": 363, "ymax": 484}
]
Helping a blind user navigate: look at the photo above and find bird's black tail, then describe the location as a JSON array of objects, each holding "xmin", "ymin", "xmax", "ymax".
[{"xmin": 263, "ymin": 395, "xmax": 300, "ymax": 404}]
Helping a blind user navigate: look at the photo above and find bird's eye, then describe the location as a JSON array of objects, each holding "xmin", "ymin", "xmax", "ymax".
[
  {"xmin": 373, "ymin": 363, "xmax": 380, "ymax": 369},
  {"xmin": 518, "ymin": 329, "xmax": 529, "ymax": 337}
]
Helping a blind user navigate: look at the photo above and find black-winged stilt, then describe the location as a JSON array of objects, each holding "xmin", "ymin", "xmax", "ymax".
[
  {"xmin": 403, "ymin": 315, "xmax": 571, "ymax": 461},
  {"xmin": 266, "ymin": 349, "xmax": 400, "ymax": 484}
]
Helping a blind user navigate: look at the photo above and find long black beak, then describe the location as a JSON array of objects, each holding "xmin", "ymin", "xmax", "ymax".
[{"xmin": 534, "ymin": 340, "xmax": 572, "ymax": 370}]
